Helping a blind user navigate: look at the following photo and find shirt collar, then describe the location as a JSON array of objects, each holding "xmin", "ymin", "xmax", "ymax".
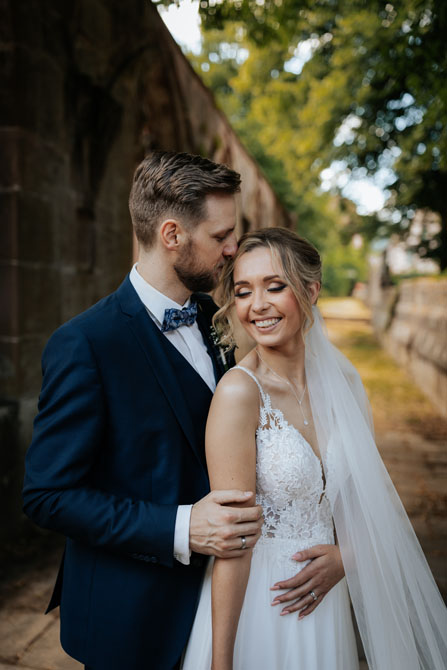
[{"xmin": 129, "ymin": 264, "xmax": 191, "ymax": 326}]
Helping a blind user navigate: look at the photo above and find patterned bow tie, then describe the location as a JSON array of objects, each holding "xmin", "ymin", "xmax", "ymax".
[{"xmin": 161, "ymin": 302, "xmax": 198, "ymax": 333}]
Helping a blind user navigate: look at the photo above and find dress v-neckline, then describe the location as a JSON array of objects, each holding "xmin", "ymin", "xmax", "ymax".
[
  {"xmin": 259, "ymin": 407, "xmax": 323, "ymax": 468},
  {"xmin": 234, "ymin": 365, "xmax": 324, "ymax": 473}
]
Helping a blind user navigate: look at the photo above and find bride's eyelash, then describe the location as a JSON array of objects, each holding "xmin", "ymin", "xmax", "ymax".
[
  {"xmin": 234, "ymin": 284, "xmax": 286, "ymax": 298},
  {"xmin": 234, "ymin": 284, "xmax": 287, "ymax": 298},
  {"xmin": 268, "ymin": 284, "xmax": 287, "ymax": 292}
]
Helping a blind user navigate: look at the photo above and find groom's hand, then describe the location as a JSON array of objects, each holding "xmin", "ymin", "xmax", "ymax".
[{"xmin": 189, "ymin": 490, "xmax": 263, "ymax": 558}]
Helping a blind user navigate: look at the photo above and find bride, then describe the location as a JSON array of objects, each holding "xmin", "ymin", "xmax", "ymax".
[{"xmin": 182, "ymin": 228, "xmax": 446, "ymax": 670}]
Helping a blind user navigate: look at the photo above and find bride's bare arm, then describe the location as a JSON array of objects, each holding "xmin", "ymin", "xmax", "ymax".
[{"xmin": 205, "ymin": 371, "xmax": 260, "ymax": 670}]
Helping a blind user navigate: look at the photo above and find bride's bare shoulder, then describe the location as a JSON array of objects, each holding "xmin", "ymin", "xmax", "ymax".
[{"xmin": 213, "ymin": 353, "xmax": 260, "ymax": 410}]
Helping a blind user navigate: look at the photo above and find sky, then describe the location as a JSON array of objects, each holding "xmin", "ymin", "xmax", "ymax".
[
  {"xmin": 158, "ymin": 0, "xmax": 203, "ymax": 54},
  {"xmin": 158, "ymin": 1, "xmax": 386, "ymax": 215}
]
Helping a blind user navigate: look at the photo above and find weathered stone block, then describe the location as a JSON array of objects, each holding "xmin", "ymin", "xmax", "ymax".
[
  {"xmin": 80, "ymin": 0, "xmax": 113, "ymax": 42},
  {"xmin": 22, "ymin": 136, "xmax": 68, "ymax": 197},
  {"xmin": 19, "ymin": 397, "xmax": 39, "ymax": 458},
  {"xmin": 16, "ymin": 193, "xmax": 54, "ymax": 264},
  {"xmin": 0, "ymin": 264, "xmax": 18, "ymax": 337},
  {"xmin": 0, "ymin": 128, "xmax": 69, "ymax": 199},
  {"xmin": 18, "ymin": 265, "xmax": 61, "ymax": 336},
  {"xmin": 373, "ymin": 278, "xmax": 447, "ymax": 418},
  {"xmin": 0, "ymin": 128, "xmax": 20, "ymax": 188},
  {"xmin": 58, "ymin": 270, "xmax": 108, "ymax": 324},
  {"xmin": 51, "ymin": 195, "xmax": 79, "ymax": 270},
  {"xmin": 95, "ymin": 209, "xmax": 133, "ymax": 277},
  {"xmin": 7, "ymin": 1, "xmax": 44, "ymax": 52},
  {"xmin": 2, "ymin": 45, "xmax": 65, "ymax": 145},
  {"xmin": 0, "ymin": 339, "xmax": 18, "ymax": 395},
  {"xmin": 53, "ymin": 202, "xmax": 130, "ymax": 276},
  {"xmin": 0, "ymin": 400, "xmax": 20, "ymax": 539},
  {"xmin": 0, "ymin": 192, "xmax": 18, "ymax": 262},
  {"xmin": 16, "ymin": 336, "xmax": 47, "ymax": 398}
]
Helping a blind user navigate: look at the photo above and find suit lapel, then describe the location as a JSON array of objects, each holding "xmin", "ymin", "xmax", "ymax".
[
  {"xmin": 116, "ymin": 277, "xmax": 205, "ymax": 465},
  {"xmin": 195, "ymin": 307, "xmax": 220, "ymax": 384}
]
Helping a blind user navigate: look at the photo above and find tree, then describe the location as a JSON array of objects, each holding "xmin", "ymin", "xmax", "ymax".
[{"xmin": 197, "ymin": 0, "xmax": 447, "ymax": 269}]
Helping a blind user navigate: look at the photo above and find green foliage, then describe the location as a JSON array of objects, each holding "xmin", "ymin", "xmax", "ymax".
[
  {"xmin": 322, "ymin": 243, "xmax": 368, "ymax": 296},
  {"xmin": 183, "ymin": 20, "xmax": 368, "ymax": 293},
  {"xmin": 194, "ymin": 0, "xmax": 446, "ymax": 270}
]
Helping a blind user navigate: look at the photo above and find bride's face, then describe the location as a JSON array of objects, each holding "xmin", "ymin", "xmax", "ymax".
[{"xmin": 233, "ymin": 247, "xmax": 304, "ymax": 348}]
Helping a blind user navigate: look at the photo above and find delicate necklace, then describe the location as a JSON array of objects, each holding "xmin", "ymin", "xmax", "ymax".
[{"xmin": 255, "ymin": 349, "xmax": 310, "ymax": 426}]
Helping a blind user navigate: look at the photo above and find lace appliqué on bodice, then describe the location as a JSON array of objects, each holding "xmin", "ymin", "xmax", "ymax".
[{"xmin": 234, "ymin": 366, "xmax": 334, "ymax": 561}]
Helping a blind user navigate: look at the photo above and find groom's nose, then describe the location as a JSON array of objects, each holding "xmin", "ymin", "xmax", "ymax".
[{"xmin": 223, "ymin": 233, "xmax": 238, "ymax": 258}]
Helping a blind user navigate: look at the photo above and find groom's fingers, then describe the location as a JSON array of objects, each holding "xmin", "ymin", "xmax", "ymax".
[
  {"xmin": 212, "ymin": 530, "xmax": 261, "ymax": 558},
  {"xmin": 228, "ymin": 531, "xmax": 261, "ymax": 553},
  {"xmin": 189, "ymin": 490, "xmax": 263, "ymax": 556},
  {"xmin": 207, "ymin": 490, "xmax": 263, "ymax": 523},
  {"xmin": 230, "ymin": 505, "xmax": 264, "ymax": 523},
  {"xmin": 228, "ymin": 521, "xmax": 263, "ymax": 537},
  {"xmin": 217, "ymin": 527, "xmax": 262, "ymax": 553},
  {"xmin": 210, "ymin": 489, "xmax": 256, "ymax": 506}
]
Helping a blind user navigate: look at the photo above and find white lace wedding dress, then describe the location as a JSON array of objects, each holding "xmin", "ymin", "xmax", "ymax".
[{"xmin": 182, "ymin": 366, "xmax": 359, "ymax": 670}]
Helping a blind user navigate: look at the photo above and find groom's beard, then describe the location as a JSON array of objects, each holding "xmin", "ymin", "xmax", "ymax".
[{"xmin": 174, "ymin": 240, "xmax": 222, "ymax": 293}]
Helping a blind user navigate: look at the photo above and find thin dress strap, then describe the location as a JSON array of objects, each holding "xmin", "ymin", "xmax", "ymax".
[
  {"xmin": 231, "ymin": 366, "xmax": 287, "ymax": 431},
  {"xmin": 232, "ymin": 365, "xmax": 269, "ymax": 409}
]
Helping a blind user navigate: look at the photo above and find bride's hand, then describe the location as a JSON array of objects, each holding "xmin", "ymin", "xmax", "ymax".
[{"xmin": 270, "ymin": 544, "xmax": 344, "ymax": 618}]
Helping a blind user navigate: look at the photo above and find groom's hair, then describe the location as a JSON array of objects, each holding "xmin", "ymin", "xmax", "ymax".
[{"xmin": 129, "ymin": 151, "xmax": 241, "ymax": 248}]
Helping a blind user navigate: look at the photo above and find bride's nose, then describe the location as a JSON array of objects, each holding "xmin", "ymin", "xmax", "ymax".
[{"xmin": 251, "ymin": 288, "xmax": 269, "ymax": 312}]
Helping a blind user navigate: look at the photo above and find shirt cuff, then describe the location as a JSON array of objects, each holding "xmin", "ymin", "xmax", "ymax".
[{"xmin": 173, "ymin": 504, "xmax": 193, "ymax": 565}]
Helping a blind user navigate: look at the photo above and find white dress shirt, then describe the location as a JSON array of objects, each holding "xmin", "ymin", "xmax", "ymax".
[{"xmin": 129, "ymin": 264, "xmax": 216, "ymax": 564}]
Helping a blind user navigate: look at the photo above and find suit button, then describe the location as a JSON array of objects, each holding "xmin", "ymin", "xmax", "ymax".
[{"xmin": 150, "ymin": 556, "xmax": 158, "ymax": 564}]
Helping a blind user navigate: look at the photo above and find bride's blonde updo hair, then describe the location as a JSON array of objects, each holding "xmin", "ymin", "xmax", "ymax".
[{"xmin": 213, "ymin": 227, "xmax": 322, "ymax": 348}]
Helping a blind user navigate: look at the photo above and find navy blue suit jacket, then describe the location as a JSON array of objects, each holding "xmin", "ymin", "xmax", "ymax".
[{"xmin": 23, "ymin": 276, "xmax": 233, "ymax": 670}]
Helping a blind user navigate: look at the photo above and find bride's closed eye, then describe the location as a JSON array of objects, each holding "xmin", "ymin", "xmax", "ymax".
[{"xmin": 234, "ymin": 284, "xmax": 287, "ymax": 298}]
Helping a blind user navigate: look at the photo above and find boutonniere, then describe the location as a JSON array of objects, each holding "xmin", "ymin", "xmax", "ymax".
[{"xmin": 209, "ymin": 325, "xmax": 232, "ymax": 372}]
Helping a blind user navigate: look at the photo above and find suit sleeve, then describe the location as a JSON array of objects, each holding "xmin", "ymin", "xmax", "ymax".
[{"xmin": 22, "ymin": 323, "xmax": 178, "ymax": 568}]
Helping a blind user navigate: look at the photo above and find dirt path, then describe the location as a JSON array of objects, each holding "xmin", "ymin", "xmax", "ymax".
[{"xmin": 320, "ymin": 297, "xmax": 447, "ymax": 598}]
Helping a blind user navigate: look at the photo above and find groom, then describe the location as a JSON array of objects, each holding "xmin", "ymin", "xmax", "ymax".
[{"xmin": 23, "ymin": 151, "xmax": 263, "ymax": 670}]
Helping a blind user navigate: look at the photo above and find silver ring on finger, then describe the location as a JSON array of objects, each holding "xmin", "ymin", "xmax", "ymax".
[
  {"xmin": 240, "ymin": 536, "xmax": 247, "ymax": 550},
  {"xmin": 309, "ymin": 590, "xmax": 318, "ymax": 602}
]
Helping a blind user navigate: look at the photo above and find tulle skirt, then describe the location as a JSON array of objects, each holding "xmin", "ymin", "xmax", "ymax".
[{"xmin": 182, "ymin": 540, "xmax": 359, "ymax": 670}]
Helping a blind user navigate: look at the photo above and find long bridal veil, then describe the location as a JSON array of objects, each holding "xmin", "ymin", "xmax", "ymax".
[{"xmin": 306, "ymin": 307, "xmax": 446, "ymax": 670}]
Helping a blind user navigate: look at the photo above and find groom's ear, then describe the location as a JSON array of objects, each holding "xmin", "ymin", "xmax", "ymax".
[{"xmin": 159, "ymin": 218, "xmax": 183, "ymax": 250}]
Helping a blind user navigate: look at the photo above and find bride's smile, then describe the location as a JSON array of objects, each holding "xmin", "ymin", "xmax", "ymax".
[{"xmin": 252, "ymin": 317, "xmax": 282, "ymax": 330}]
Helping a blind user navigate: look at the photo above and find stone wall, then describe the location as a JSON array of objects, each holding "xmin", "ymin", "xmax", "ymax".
[
  {"xmin": 0, "ymin": 0, "xmax": 292, "ymax": 538},
  {"xmin": 369, "ymin": 275, "xmax": 447, "ymax": 418}
]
